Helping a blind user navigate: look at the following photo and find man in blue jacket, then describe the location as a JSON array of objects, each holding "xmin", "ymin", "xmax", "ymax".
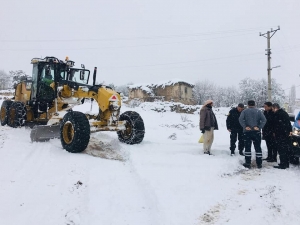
[{"xmin": 239, "ymin": 100, "xmax": 266, "ymax": 169}]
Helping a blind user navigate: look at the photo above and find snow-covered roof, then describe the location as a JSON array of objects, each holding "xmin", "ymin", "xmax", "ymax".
[
  {"xmin": 153, "ymin": 78, "xmax": 194, "ymax": 88},
  {"xmin": 128, "ymin": 83, "xmax": 154, "ymax": 96},
  {"xmin": 128, "ymin": 79, "xmax": 194, "ymax": 91}
]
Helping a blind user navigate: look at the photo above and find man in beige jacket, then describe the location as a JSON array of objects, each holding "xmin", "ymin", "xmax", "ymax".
[{"xmin": 199, "ymin": 100, "xmax": 219, "ymax": 155}]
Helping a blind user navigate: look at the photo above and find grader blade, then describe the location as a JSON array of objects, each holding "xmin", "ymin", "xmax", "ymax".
[{"xmin": 30, "ymin": 125, "xmax": 60, "ymax": 142}]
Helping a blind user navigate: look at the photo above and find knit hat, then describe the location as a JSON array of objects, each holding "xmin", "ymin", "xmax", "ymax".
[
  {"xmin": 247, "ymin": 100, "xmax": 255, "ymax": 106},
  {"xmin": 272, "ymin": 103, "xmax": 280, "ymax": 109},
  {"xmin": 237, "ymin": 103, "xmax": 245, "ymax": 108},
  {"xmin": 264, "ymin": 102, "xmax": 272, "ymax": 107},
  {"xmin": 204, "ymin": 100, "xmax": 213, "ymax": 105}
]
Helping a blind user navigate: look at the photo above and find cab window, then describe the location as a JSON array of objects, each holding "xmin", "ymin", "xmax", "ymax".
[{"xmin": 68, "ymin": 69, "xmax": 89, "ymax": 84}]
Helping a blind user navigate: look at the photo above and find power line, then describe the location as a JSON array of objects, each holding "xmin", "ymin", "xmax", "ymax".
[
  {"xmin": 0, "ymin": 26, "xmax": 277, "ymax": 43},
  {"xmin": 0, "ymin": 32, "xmax": 261, "ymax": 51},
  {"xmin": 2, "ymin": 35, "xmax": 300, "ymax": 53},
  {"xmin": 100, "ymin": 55, "xmax": 266, "ymax": 71},
  {"xmin": 99, "ymin": 52, "xmax": 264, "ymax": 69},
  {"xmin": 284, "ymin": 85, "xmax": 300, "ymax": 91}
]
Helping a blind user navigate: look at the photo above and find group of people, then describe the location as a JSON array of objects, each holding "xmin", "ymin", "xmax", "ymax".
[{"xmin": 199, "ymin": 99, "xmax": 292, "ymax": 169}]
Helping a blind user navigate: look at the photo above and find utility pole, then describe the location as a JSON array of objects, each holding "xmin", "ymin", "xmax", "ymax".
[{"xmin": 259, "ymin": 26, "xmax": 280, "ymax": 101}]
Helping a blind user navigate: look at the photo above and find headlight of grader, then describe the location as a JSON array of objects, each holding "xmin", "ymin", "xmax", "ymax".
[
  {"xmin": 109, "ymin": 101, "xmax": 120, "ymax": 111},
  {"xmin": 292, "ymin": 127, "xmax": 300, "ymax": 136}
]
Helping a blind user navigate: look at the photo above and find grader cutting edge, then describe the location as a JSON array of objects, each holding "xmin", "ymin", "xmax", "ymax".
[{"xmin": 0, "ymin": 56, "xmax": 145, "ymax": 153}]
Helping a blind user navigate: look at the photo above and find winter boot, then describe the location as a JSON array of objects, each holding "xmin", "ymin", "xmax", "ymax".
[
  {"xmin": 263, "ymin": 157, "xmax": 271, "ymax": 161},
  {"xmin": 257, "ymin": 164, "xmax": 262, "ymax": 169},
  {"xmin": 274, "ymin": 163, "xmax": 289, "ymax": 169},
  {"xmin": 239, "ymin": 150, "xmax": 244, "ymax": 156},
  {"xmin": 243, "ymin": 163, "xmax": 251, "ymax": 169},
  {"xmin": 230, "ymin": 150, "xmax": 235, "ymax": 156},
  {"xmin": 275, "ymin": 155, "xmax": 289, "ymax": 169},
  {"xmin": 273, "ymin": 164, "xmax": 287, "ymax": 169},
  {"xmin": 267, "ymin": 158, "xmax": 277, "ymax": 163},
  {"xmin": 290, "ymin": 156, "xmax": 299, "ymax": 165}
]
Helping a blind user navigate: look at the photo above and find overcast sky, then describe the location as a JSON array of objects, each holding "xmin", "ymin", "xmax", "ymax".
[{"xmin": 1, "ymin": 0, "xmax": 300, "ymax": 96}]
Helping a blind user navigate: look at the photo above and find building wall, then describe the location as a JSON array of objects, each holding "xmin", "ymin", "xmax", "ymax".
[
  {"xmin": 129, "ymin": 89, "xmax": 149, "ymax": 100},
  {"xmin": 154, "ymin": 83, "xmax": 194, "ymax": 104},
  {"xmin": 129, "ymin": 83, "xmax": 195, "ymax": 105}
]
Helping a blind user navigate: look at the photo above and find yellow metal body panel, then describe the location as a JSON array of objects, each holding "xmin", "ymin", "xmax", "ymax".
[
  {"xmin": 25, "ymin": 108, "xmax": 34, "ymax": 121},
  {"xmin": 98, "ymin": 87, "xmax": 121, "ymax": 112},
  {"xmin": 14, "ymin": 82, "xmax": 31, "ymax": 103},
  {"xmin": 59, "ymin": 85, "xmax": 121, "ymax": 118}
]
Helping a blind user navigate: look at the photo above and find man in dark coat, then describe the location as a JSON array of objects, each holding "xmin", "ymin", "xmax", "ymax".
[
  {"xmin": 199, "ymin": 100, "xmax": 219, "ymax": 155},
  {"xmin": 262, "ymin": 102, "xmax": 277, "ymax": 162},
  {"xmin": 239, "ymin": 100, "xmax": 266, "ymax": 169},
  {"xmin": 226, "ymin": 103, "xmax": 245, "ymax": 156},
  {"xmin": 272, "ymin": 103, "xmax": 292, "ymax": 169}
]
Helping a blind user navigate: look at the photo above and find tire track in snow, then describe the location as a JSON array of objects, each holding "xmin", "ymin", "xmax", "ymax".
[
  {"xmin": 0, "ymin": 126, "xmax": 90, "ymax": 225},
  {"xmin": 0, "ymin": 126, "xmax": 10, "ymax": 149},
  {"xmin": 83, "ymin": 133, "xmax": 162, "ymax": 225},
  {"xmin": 198, "ymin": 167, "xmax": 300, "ymax": 225},
  {"xmin": 124, "ymin": 154, "xmax": 162, "ymax": 225},
  {"xmin": 62, "ymin": 160, "xmax": 89, "ymax": 225}
]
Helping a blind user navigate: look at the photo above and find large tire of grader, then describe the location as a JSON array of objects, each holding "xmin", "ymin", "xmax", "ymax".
[
  {"xmin": 0, "ymin": 100, "xmax": 13, "ymax": 126},
  {"xmin": 117, "ymin": 111, "xmax": 145, "ymax": 144},
  {"xmin": 60, "ymin": 111, "xmax": 90, "ymax": 153},
  {"xmin": 7, "ymin": 101, "xmax": 27, "ymax": 128}
]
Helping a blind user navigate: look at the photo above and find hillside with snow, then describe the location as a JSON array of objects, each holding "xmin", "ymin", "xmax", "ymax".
[{"xmin": 1, "ymin": 99, "xmax": 300, "ymax": 225}]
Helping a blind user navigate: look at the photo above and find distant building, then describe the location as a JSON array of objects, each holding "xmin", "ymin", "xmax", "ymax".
[
  {"xmin": 295, "ymin": 99, "xmax": 300, "ymax": 107},
  {"xmin": 128, "ymin": 79, "xmax": 195, "ymax": 105}
]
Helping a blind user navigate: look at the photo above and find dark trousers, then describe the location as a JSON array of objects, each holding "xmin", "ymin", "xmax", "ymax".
[
  {"xmin": 244, "ymin": 131, "xmax": 262, "ymax": 165},
  {"xmin": 230, "ymin": 130, "xmax": 244, "ymax": 151},
  {"xmin": 265, "ymin": 136, "xmax": 277, "ymax": 160},
  {"xmin": 274, "ymin": 137, "xmax": 290, "ymax": 166}
]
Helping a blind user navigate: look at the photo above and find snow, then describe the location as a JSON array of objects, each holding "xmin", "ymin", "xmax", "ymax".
[
  {"xmin": 152, "ymin": 78, "xmax": 194, "ymax": 88},
  {"xmin": 128, "ymin": 78, "xmax": 194, "ymax": 90},
  {"xmin": 1, "ymin": 99, "xmax": 300, "ymax": 225},
  {"xmin": 0, "ymin": 89, "xmax": 14, "ymax": 94}
]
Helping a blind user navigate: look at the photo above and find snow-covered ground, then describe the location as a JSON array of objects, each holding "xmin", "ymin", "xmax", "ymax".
[{"xmin": 1, "ymin": 99, "xmax": 300, "ymax": 225}]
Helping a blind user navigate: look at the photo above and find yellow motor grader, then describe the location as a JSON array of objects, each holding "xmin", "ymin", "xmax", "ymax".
[{"xmin": 0, "ymin": 56, "xmax": 145, "ymax": 153}]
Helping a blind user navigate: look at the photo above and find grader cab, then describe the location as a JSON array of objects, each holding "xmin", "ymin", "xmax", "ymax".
[{"xmin": 0, "ymin": 56, "xmax": 145, "ymax": 152}]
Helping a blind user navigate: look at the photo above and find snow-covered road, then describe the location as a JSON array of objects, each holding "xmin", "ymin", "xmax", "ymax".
[{"xmin": 1, "ymin": 100, "xmax": 300, "ymax": 225}]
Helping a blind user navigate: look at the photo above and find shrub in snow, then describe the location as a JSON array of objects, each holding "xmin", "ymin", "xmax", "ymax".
[
  {"xmin": 168, "ymin": 133, "xmax": 177, "ymax": 140},
  {"xmin": 180, "ymin": 114, "xmax": 192, "ymax": 122},
  {"xmin": 128, "ymin": 98, "xmax": 142, "ymax": 108}
]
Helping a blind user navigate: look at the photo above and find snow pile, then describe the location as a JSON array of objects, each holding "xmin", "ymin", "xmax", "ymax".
[
  {"xmin": 130, "ymin": 101, "xmax": 201, "ymax": 114},
  {"xmin": 0, "ymin": 89, "xmax": 14, "ymax": 94},
  {"xmin": 84, "ymin": 135, "xmax": 127, "ymax": 161},
  {"xmin": 0, "ymin": 89, "xmax": 14, "ymax": 99}
]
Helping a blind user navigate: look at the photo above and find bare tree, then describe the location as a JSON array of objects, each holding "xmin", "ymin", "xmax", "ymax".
[
  {"xmin": 239, "ymin": 77, "xmax": 285, "ymax": 107},
  {"xmin": 115, "ymin": 85, "xmax": 130, "ymax": 96},
  {"xmin": 9, "ymin": 70, "xmax": 28, "ymax": 88},
  {"xmin": 0, "ymin": 70, "xmax": 11, "ymax": 90},
  {"xmin": 220, "ymin": 86, "xmax": 241, "ymax": 107},
  {"xmin": 192, "ymin": 80, "xmax": 216, "ymax": 105}
]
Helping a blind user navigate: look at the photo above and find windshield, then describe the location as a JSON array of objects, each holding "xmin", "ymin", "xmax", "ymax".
[
  {"xmin": 41, "ymin": 65, "xmax": 55, "ymax": 82},
  {"xmin": 30, "ymin": 64, "xmax": 38, "ymax": 100},
  {"xmin": 68, "ymin": 69, "xmax": 90, "ymax": 84}
]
